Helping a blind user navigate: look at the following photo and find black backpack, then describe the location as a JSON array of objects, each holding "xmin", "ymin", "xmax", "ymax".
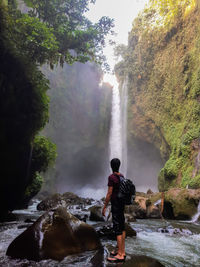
[{"xmin": 115, "ymin": 174, "xmax": 136, "ymax": 205}]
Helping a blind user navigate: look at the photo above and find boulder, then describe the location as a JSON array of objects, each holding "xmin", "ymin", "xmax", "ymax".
[
  {"xmin": 6, "ymin": 207, "xmax": 101, "ymax": 261},
  {"xmin": 125, "ymin": 197, "xmax": 147, "ymax": 219},
  {"xmin": 125, "ymin": 213, "xmax": 137, "ymax": 222},
  {"xmin": 94, "ymin": 222, "xmax": 136, "ymax": 240},
  {"xmin": 146, "ymin": 204, "xmax": 161, "ymax": 219},
  {"xmin": 37, "ymin": 192, "xmax": 94, "ymax": 211},
  {"xmin": 109, "ymin": 255, "xmax": 164, "ymax": 267},
  {"xmin": 89, "ymin": 205, "xmax": 106, "ymax": 222},
  {"xmin": 147, "ymin": 189, "xmax": 154, "ymax": 195},
  {"xmin": 62, "ymin": 192, "xmax": 82, "ymax": 205},
  {"xmin": 91, "ymin": 246, "xmax": 164, "ymax": 267},
  {"xmin": 37, "ymin": 193, "xmax": 66, "ymax": 211},
  {"xmin": 164, "ymin": 188, "xmax": 200, "ymax": 219}
]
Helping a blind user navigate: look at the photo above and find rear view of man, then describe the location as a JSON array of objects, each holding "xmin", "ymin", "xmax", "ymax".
[{"xmin": 102, "ymin": 158, "xmax": 126, "ymax": 263}]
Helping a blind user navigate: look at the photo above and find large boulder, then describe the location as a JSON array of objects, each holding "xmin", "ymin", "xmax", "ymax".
[
  {"xmin": 164, "ymin": 188, "xmax": 200, "ymax": 219},
  {"xmin": 6, "ymin": 207, "xmax": 101, "ymax": 261},
  {"xmin": 91, "ymin": 246, "xmax": 164, "ymax": 267},
  {"xmin": 37, "ymin": 193, "xmax": 66, "ymax": 211},
  {"xmin": 37, "ymin": 192, "xmax": 94, "ymax": 211},
  {"xmin": 89, "ymin": 205, "xmax": 106, "ymax": 222},
  {"xmin": 125, "ymin": 196, "xmax": 147, "ymax": 219}
]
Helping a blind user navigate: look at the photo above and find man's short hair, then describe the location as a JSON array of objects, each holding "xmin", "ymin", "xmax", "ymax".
[{"xmin": 110, "ymin": 158, "xmax": 121, "ymax": 172}]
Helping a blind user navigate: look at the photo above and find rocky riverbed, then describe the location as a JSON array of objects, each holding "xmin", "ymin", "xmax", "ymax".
[{"xmin": 1, "ymin": 191, "xmax": 200, "ymax": 266}]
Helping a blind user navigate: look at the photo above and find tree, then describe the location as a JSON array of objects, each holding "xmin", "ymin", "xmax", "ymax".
[{"xmin": 10, "ymin": 0, "xmax": 114, "ymax": 69}]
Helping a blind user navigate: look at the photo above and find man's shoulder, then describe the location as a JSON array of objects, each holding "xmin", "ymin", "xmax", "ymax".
[{"xmin": 108, "ymin": 173, "xmax": 119, "ymax": 182}]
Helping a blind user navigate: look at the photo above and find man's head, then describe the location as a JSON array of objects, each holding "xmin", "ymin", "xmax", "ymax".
[{"xmin": 110, "ymin": 158, "xmax": 121, "ymax": 173}]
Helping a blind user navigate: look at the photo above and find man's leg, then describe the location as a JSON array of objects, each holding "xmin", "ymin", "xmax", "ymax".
[
  {"xmin": 116, "ymin": 233, "xmax": 124, "ymax": 257},
  {"xmin": 122, "ymin": 230, "xmax": 126, "ymax": 255}
]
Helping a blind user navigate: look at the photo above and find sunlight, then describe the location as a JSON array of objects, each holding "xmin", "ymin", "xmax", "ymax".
[
  {"xmin": 103, "ymin": 73, "xmax": 119, "ymax": 87},
  {"xmin": 184, "ymin": 0, "xmax": 196, "ymax": 16}
]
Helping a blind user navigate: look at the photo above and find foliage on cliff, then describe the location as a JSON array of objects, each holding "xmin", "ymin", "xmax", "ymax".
[
  {"xmin": 115, "ymin": 0, "xmax": 200, "ymax": 191},
  {"xmin": 0, "ymin": 0, "xmax": 113, "ymax": 218}
]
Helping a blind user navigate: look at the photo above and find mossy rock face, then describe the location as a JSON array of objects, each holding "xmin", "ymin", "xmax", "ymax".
[
  {"xmin": 164, "ymin": 188, "xmax": 200, "ymax": 219},
  {"xmin": 116, "ymin": 2, "xmax": 200, "ymax": 192}
]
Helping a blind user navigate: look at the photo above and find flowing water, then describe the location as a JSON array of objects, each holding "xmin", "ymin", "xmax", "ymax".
[
  {"xmin": 109, "ymin": 77, "xmax": 128, "ymax": 175},
  {"xmin": 191, "ymin": 201, "xmax": 200, "ymax": 223},
  {"xmin": 1, "ymin": 202, "xmax": 200, "ymax": 266}
]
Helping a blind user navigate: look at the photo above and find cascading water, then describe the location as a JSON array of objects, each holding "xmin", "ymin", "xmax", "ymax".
[
  {"xmin": 191, "ymin": 201, "xmax": 200, "ymax": 223},
  {"xmin": 121, "ymin": 77, "xmax": 128, "ymax": 176},
  {"xmin": 109, "ymin": 76, "xmax": 128, "ymax": 175}
]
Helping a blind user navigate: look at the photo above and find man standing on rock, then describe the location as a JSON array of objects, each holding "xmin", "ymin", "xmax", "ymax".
[{"xmin": 102, "ymin": 158, "xmax": 126, "ymax": 263}]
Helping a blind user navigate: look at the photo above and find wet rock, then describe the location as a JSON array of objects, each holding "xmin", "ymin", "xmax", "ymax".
[
  {"xmin": 158, "ymin": 225, "xmax": 193, "ymax": 236},
  {"xmin": 0, "ymin": 212, "xmax": 17, "ymax": 222},
  {"xmin": 125, "ymin": 199, "xmax": 147, "ymax": 219},
  {"xmin": 125, "ymin": 213, "xmax": 137, "ymax": 222},
  {"xmin": 6, "ymin": 207, "xmax": 101, "ymax": 261},
  {"xmin": 146, "ymin": 204, "xmax": 161, "ymax": 219},
  {"xmin": 164, "ymin": 188, "xmax": 200, "ymax": 219},
  {"xmin": 106, "ymin": 255, "xmax": 164, "ymax": 267},
  {"xmin": 24, "ymin": 218, "xmax": 35, "ymax": 223},
  {"xmin": 62, "ymin": 192, "xmax": 82, "ymax": 205},
  {"xmin": 104, "ymin": 244, "xmax": 163, "ymax": 266},
  {"xmin": 89, "ymin": 205, "xmax": 105, "ymax": 222},
  {"xmin": 93, "ymin": 222, "xmax": 136, "ymax": 240},
  {"xmin": 37, "ymin": 192, "xmax": 94, "ymax": 211},
  {"xmin": 17, "ymin": 224, "xmax": 32, "ymax": 229},
  {"xmin": 147, "ymin": 189, "xmax": 154, "ymax": 195},
  {"xmin": 73, "ymin": 213, "xmax": 88, "ymax": 222},
  {"xmin": 37, "ymin": 193, "xmax": 66, "ymax": 211}
]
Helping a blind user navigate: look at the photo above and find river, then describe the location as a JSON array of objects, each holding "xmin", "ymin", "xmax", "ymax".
[{"xmin": 0, "ymin": 200, "xmax": 200, "ymax": 266}]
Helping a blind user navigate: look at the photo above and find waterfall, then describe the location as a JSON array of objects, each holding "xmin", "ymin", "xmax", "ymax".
[
  {"xmin": 191, "ymin": 201, "xmax": 200, "ymax": 223},
  {"xmin": 109, "ymin": 76, "xmax": 128, "ymax": 176},
  {"xmin": 121, "ymin": 78, "xmax": 128, "ymax": 176}
]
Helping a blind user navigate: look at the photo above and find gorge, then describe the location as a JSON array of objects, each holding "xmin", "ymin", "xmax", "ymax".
[{"xmin": 1, "ymin": 0, "xmax": 200, "ymax": 266}]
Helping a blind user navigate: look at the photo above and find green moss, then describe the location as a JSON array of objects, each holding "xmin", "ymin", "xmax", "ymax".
[
  {"xmin": 25, "ymin": 172, "xmax": 43, "ymax": 199},
  {"xmin": 181, "ymin": 166, "xmax": 193, "ymax": 187},
  {"xmin": 188, "ymin": 174, "xmax": 200, "ymax": 189},
  {"xmin": 115, "ymin": 3, "xmax": 200, "ymax": 192},
  {"xmin": 32, "ymin": 135, "xmax": 57, "ymax": 173},
  {"xmin": 163, "ymin": 156, "xmax": 181, "ymax": 180}
]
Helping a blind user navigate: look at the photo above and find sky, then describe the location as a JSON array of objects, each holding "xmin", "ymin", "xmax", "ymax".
[{"xmin": 86, "ymin": 0, "xmax": 148, "ymax": 81}]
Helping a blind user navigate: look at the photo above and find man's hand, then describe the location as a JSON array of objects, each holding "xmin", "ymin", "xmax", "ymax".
[
  {"xmin": 102, "ymin": 186, "xmax": 113, "ymax": 217},
  {"xmin": 102, "ymin": 206, "xmax": 106, "ymax": 217}
]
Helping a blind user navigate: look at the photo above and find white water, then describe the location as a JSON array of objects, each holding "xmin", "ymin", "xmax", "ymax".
[
  {"xmin": 109, "ymin": 77, "xmax": 128, "ymax": 175},
  {"xmin": 121, "ymin": 78, "xmax": 128, "ymax": 176},
  {"xmin": 191, "ymin": 201, "xmax": 200, "ymax": 223}
]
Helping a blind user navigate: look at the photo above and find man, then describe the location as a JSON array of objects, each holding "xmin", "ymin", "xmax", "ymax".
[{"xmin": 102, "ymin": 158, "xmax": 126, "ymax": 263}]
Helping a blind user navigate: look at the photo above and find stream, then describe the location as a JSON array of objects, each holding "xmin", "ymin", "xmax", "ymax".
[{"xmin": 1, "ymin": 200, "xmax": 200, "ymax": 266}]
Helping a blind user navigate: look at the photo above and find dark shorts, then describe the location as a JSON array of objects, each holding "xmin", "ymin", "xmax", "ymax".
[{"xmin": 111, "ymin": 199, "xmax": 125, "ymax": 236}]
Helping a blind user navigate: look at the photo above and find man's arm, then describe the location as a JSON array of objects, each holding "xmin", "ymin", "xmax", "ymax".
[{"xmin": 102, "ymin": 186, "xmax": 113, "ymax": 216}]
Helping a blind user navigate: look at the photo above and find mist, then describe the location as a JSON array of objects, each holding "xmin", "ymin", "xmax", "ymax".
[
  {"xmin": 42, "ymin": 62, "xmax": 112, "ymax": 198},
  {"xmin": 127, "ymin": 139, "xmax": 164, "ymax": 193},
  {"xmin": 41, "ymin": 61, "xmax": 164, "ymax": 198}
]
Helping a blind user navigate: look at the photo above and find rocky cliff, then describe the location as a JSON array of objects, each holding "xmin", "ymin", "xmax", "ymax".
[{"xmin": 115, "ymin": 1, "xmax": 200, "ymax": 191}]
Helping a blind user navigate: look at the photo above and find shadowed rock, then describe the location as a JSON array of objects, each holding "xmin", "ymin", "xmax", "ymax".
[
  {"xmin": 94, "ymin": 222, "xmax": 136, "ymax": 240},
  {"xmin": 91, "ymin": 246, "xmax": 164, "ymax": 267},
  {"xmin": 6, "ymin": 207, "xmax": 101, "ymax": 261},
  {"xmin": 89, "ymin": 205, "xmax": 106, "ymax": 222},
  {"xmin": 37, "ymin": 192, "xmax": 94, "ymax": 211},
  {"xmin": 106, "ymin": 255, "xmax": 164, "ymax": 267}
]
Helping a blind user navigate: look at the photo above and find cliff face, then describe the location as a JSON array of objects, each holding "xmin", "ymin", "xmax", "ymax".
[{"xmin": 116, "ymin": 3, "xmax": 200, "ymax": 191}]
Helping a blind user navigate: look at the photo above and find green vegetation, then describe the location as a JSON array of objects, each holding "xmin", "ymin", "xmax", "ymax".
[
  {"xmin": 0, "ymin": 0, "xmax": 113, "ymax": 218},
  {"xmin": 115, "ymin": 0, "xmax": 200, "ymax": 192}
]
